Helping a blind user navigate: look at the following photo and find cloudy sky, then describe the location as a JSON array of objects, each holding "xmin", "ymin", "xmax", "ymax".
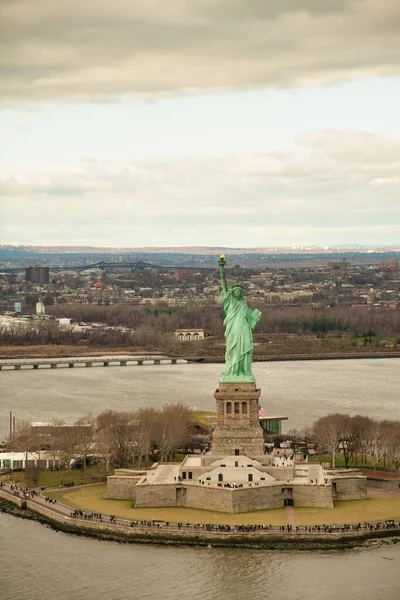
[{"xmin": 1, "ymin": 0, "xmax": 399, "ymax": 248}]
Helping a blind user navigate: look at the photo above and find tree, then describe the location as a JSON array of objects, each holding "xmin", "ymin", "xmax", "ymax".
[
  {"xmin": 96, "ymin": 428, "xmax": 115, "ymax": 475},
  {"xmin": 9, "ymin": 420, "xmax": 39, "ymax": 454},
  {"xmin": 24, "ymin": 462, "xmax": 43, "ymax": 487},
  {"xmin": 95, "ymin": 410, "xmax": 135, "ymax": 469},
  {"xmin": 313, "ymin": 414, "xmax": 344, "ymax": 468},
  {"xmin": 383, "ymin": 420, "xmax": 400, "ymax": 473},
  {"xmin": 157, "ymin": 404, "xmax": 192, "ymax": 462},
  {"xmin": 9, "ymin": 421, "xmax": 42, "ymax": 484},
  {"xmin": 364, "ymin": 419, "xmax": 386, "ymax": 469},
  {"xmin": 338, "ymin": 415, "xmax": 364, "ymax": 467},
  {"xmin": 47, "ymin": 419, "xmax": 70, "ymax": 470},
  {"xmin": 287, "ymin": 428, "xmax": 301, "ymax": 452},
  {"xmin": 75, "ymin": 415, "xmax": 94, "ymax": 471},
  {"xmin": 130, "ymin": 408, "xmax": 157, "ymax": 467}
]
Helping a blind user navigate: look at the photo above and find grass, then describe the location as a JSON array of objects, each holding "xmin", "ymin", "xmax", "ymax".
[
  {"xmin": 294, "ymin": 499, "xmax": 400, "ymax": 526},
  {"xmin": 191, "ymin": 410, "xmax": 215, "ymax": 428},
  {"xmin": 1, "ymin": 465, "xmax": 106, "ymax": 488},
  {"xmin": 45, "ymin": 484, "xmax": 400, "ymax": 527},
  {"xmin": 172, "ymin": 454, "xmax": 186, "ymax": 462}
]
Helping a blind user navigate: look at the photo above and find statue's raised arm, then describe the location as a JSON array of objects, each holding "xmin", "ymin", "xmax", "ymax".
[
  {"xmin": 218, "ymin": 254, "xmax": 228, "ymax": 294},
  {"xmin": 218, "ymin": 255, "xmax": 262, "ymax": 383}
]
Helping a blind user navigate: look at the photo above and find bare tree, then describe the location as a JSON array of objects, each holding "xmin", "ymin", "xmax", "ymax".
[
  {"xmin": 130, "ymin": 408, "xmax": 157, "ymax": 467},
  {"xmin": 9, "ymin": 421, "xmax": 39, "ymax": 454},
  {"xmin": 157, "ymin": 404, "xmax": 192, "ymax": 462},
  {"xmin": 313, "ymin": 414, "xmax": 344, "ymax": 468},
  {"xmin": 287, "ymin": 428, "xmax": 301, "ymax": 452},
  {"xmin": 363, "ymin": 419, "xmax": 386, "ymax": 468},
  {"xmin": 47, "ymin": 419, "xmax": 68, "ymax": 469},
  {"xmin": 96, "ymin": 410, "xmax": 135, "ymax": 469},
  {"xmin": 338, "ymin": 415, "xmax": 365, "ymax": 467},
  {"xmin": 383, "ymin": 420, "xmax": 400, "ymax": 473},
  {"xmin": 75, "ymin": 415, "xmax": 95, "ymax": 470},
  {"xmin": 96, "ymin": 428, "xmax": 115, "ymax": 475},
  {"xmin": 24, "ymin": 462, "xmax": 43, "ymax": 487}
]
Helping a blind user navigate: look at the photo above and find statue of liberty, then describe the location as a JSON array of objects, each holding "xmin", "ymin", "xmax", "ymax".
[{"xmin": 218, "ymin": 255, "xmax": 262, "ymax": 382}]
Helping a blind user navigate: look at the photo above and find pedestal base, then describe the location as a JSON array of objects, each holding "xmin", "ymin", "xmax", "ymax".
[{"xmin": 212, "ymin": 382, "xmax": 264, "ymax": 457}]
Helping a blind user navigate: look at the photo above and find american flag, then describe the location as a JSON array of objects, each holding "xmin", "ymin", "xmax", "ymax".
[{"xmin": 258, "ymin": 406, "xmax": 266, "ymax": 417}]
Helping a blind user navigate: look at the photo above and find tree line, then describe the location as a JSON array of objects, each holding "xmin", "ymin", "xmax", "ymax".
[
  {"xmin": 2, "ymin": 303, "xmax": 400, "ymax": 348},
  {"xmin": 49, "ymin": 303, "xmax": 400, "ymax": 337},
  {"xmin": 310, "ymin": 413, "xmax": 400, "ymax": 471},
  {"xmin": 8, "ymin": 404, "xmax": 193, "ymax": 477},
  {"xmin": 9, "ymin": 405, "xmax": 400, "ymax": 478}
]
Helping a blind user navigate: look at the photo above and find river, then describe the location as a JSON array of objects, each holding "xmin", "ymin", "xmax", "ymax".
[
  {"xmin": 1, "ymin": 358, "xmax": 399, "ymax": 439},
  {"xmin": 1, "ymin": 512, "xmax": 399, "ymax": 599}
]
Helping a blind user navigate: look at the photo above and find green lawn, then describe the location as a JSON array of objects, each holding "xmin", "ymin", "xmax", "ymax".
[
  {"xmin": 1, "ymin": 465, "xmax": 107, "ymax": 488},
  {"xmin": 191, "ymin": 410, "xmax": 214, "ymax": 428},
  {"xmin": 172, "ymin": 454, "xmax": 186, "ymax": 462},
  {"xmin": 294, "ymin": 499, "xmax": 400, "ymax": 525}
]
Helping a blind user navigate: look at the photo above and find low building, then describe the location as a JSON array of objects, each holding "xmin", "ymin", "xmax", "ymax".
[
  {"xmin": 0, "ymin": 451, "xmax": 55, "ymax": 471},
  {"xmin": 174, "ymin": 328, "xmax": 205, "ymax": 341},
  {"xmin": 259, "ymin": 416, "xmax": 288, "ymax": 435}
]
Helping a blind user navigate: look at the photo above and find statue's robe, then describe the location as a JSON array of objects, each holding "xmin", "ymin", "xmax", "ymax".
[{"xmin": 220, "ymin": 290, "xmax": 261, "ymax": 378}]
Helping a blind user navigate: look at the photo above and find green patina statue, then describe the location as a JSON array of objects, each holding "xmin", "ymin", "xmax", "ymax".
[{"xmin": 218, "ymin": 255, "xmax": 262, "ymax": 382}]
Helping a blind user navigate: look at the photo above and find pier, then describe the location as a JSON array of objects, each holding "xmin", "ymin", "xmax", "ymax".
[{"xmin": 0, "ymin": 355, "xmax": 187, "ymax": 371}]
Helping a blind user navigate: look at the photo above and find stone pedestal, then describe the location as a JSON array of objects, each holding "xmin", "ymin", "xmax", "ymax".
[{"xmin": 212, "ymin": 382, "xmax": 264, "ymax": 457}]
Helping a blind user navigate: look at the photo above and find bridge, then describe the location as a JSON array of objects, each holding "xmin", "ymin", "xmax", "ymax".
[
  {"xmin": 0, "ymin": 355, "xmax": 189, "ymax": 371},
  {"xmin": 0, "ymin": 260, "xmax": 214, "ymax": 274}
]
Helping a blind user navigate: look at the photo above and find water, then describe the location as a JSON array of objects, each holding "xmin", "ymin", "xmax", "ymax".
[
  {"xmin": 1, "ymin": 358, "xmax": 399, "ymax": 439},
  {"xmin": 1, "ymin": 512, "xmax": 399, "ymax": 600},
  {"xmin": 1, "ymin": 359, "xmax": 400, "ymax": 597}
]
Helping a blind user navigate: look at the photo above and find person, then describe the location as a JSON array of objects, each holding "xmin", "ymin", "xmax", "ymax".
[{"xmin": 218, "ymin": 255, "xmax": 262, "ymax": 381}]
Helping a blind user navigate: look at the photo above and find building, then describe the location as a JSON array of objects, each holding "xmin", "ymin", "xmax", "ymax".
[
  {"xmin": 174, "ymin": 328, "xmax": 205, "ymax": 341},
  {"xmin": 0, "ymin": 451, "xmax": 56, "ymax": 471},
  {"xmin": 25, "ymin": 266, "xmax": 50, "ymax": 284},
  {"xmin": 259, "ymin": 416, "xmax": 288, "ymax": 435},
  {"xmin": 328, "ymin": 259, "xmax": 350, "ymax": 278},
  {"xmin": 36, "ymin": 300, "xmax": 46, "ymax": 315},
  {"xmin": 31, "ymin": 421, "xmax": 93, "ymax": 439}
]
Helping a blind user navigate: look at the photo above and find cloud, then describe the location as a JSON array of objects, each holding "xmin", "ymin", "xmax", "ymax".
[
  {"xmin": 1, "ymin": 0, "xmax": 400, "ymax": 102},
  {"xmin": 1, "ymin": 131, "xmax": 399, "ymax": 245}
]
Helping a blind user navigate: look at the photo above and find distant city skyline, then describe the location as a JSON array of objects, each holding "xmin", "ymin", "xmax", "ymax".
[
  {"xmin": 1, "ymin": 1, "xmax": 399, "ymax": 247},
  {"xmin": 2, "ymin": 243, "xmax": 399, "ymax": 254}
]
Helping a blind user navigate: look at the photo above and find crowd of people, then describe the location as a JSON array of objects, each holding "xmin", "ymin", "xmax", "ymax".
[
  {"xmin": 122, "ymin": 519, "xmax": 400, "ymax": 534},
  {"xmin": 43, "ymin": 496, "xmax": 57, "ymax": 504},
  {"xmin": 1, "ymin": 480, "xmax": 399, "ymax": 536},
  {"xmin": 71, "ymin": 509, "xmax": 103, "ymax": 521}
]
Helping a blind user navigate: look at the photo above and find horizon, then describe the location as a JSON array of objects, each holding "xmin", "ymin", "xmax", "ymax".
[{"xmin": 1, "ymin": 242, "xmax": 399, "ymax": 258}]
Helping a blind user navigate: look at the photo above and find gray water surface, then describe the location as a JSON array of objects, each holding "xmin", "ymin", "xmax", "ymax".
[
  {"xmin": 1, "ymin": 513, "xmax": 399, "ymax": 600},
  {"xmin": 1, "ymin": 358, "xmax": 399, "ymax": 438}
]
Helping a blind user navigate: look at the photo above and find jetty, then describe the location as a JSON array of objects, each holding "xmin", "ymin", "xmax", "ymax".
[{"xmin": 0, "ymin": 355, "xmax": 188, "ymax": 371}]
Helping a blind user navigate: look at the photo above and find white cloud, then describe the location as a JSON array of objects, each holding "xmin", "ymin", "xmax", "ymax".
[
  {"xmin": 1, "ymin": 0, "xmax": 400, "ymax": 102},
  {"xmin": 1, "ymin": 131, "xmax": 399, "ymax": 246}
]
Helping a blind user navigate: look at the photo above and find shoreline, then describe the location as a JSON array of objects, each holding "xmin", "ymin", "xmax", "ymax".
[
  {"xmin": 1, "ymin": 491, "xmax": 399, "ymax": 551},
  {"xmin": 1, "ymin": 349, "xmax": 400, "ymax": 363}
]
